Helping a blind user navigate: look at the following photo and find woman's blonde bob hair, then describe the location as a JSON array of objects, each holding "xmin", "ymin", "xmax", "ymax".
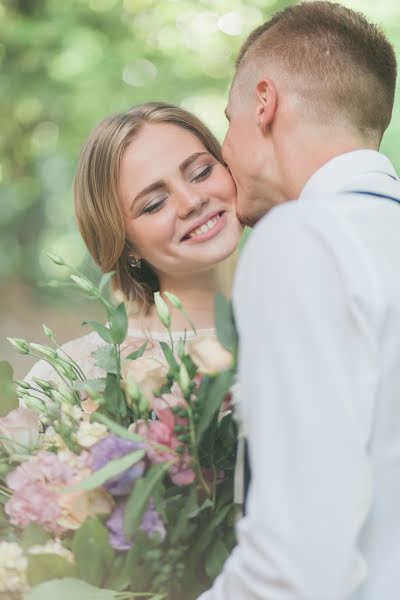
[{"xmin": 73, "ymin": 102, "xmax": 224, "ymax": 313}]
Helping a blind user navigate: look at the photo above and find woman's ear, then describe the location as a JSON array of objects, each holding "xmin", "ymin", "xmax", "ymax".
[{"xmin": 255, "ymin": 79, "xmax": 278, "ymax": 133}]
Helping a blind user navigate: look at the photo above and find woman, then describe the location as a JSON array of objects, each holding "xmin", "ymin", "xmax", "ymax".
[{"xmin": 25, "ymin": 102, "xmax": 243, "ymax": 382}]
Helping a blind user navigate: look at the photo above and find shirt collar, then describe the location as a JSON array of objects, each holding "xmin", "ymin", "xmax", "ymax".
[{"xmin": 299, "ymin": 150, "xmax": 398, "ymax": 201}]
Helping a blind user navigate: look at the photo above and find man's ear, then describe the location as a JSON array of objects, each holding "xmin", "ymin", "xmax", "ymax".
[{"xmin": 255, "ymin": 79, "xmax": 277, "ymax": 133}]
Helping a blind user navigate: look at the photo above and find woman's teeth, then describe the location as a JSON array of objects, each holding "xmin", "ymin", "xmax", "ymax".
[{"xmin": 189, "ymin": 214, "xmax": 220, "ymax": 239}]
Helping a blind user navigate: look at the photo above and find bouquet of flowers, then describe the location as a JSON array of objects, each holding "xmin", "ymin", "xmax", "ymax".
[{"xmin": 0, "ymin": 255, "xmax": 238, "ymax": 600}]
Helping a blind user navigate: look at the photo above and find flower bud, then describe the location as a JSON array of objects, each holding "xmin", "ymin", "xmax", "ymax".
[
  {"xmin": 178, "ymin": 362, "xmax": 191, "ymax": 395},
  {"xmin": 53, "ymin": 360, "xmax": 78, "ymax": 381},
  {"xmin": 70, "ymin": 274, "xmax": 96, "ymax": 293},
  {"xmin": 164, "ymin": 291, "xmax": 183, "ymax": 310},
  {"xmin": 176, "ymin": 339, "xmax": 185, "ymax": 361},
  {"xmin": 42, "ymin": 324, "xmax": 54, "ymax": 338},
  {"xmin": 29, "ymin": 343, "xmax": 58, "ymax": 360},
  {"xmin": 154, "ymin": 292, "xmax": 171, "ymax": 329},
  {"xmin": 126, "ymin": 376, "xmax": 142, "ymax": 403},
  {"xmin": 7, "ymin": 337, "xmax": 30, "ymax": 354},
  {"xmin": 47, "ymin": 252, "xmax": 65, "ymax": 265},
  {"xmin": 13, "ymin": 379, "xmax": 31, "ymax": 390},
  {"xmin": 32, "ymin": 377, "xmax": 53, "ymax": 391}
]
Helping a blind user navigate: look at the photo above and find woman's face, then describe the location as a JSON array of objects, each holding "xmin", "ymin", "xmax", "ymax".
[{"xmin": 118, "ymin": 122, "xmax": 243, "ymax": 279}]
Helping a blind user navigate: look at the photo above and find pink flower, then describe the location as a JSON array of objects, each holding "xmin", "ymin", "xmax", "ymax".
[
  {"xmin": 0, "ymin": 408, "xmax": 39, "ymax": 454},
  {"xmin": 135, "ymin": 398, "xmax": 195, "ymax": 487},
  {"xmin": 5, "ymin": 481, "xmax": 63, "ymax": 535},
  {"xmin": 6, "ymin": 451, "xmax": 73, "ymax": 492}
]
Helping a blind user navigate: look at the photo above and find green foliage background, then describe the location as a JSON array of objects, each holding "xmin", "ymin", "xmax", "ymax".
[{"xmin": 1, "ymin": 0, "xmax": 400, "ymax": 375}]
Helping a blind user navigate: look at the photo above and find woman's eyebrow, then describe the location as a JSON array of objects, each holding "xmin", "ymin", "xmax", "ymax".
[
  {"xmin": 130, "ymin": 151, "xmax": 210, "ymax": 211},
  {"xmin": 130, "ymin": 180, "xmax": 164, "ymax": 211},
  {"xmin": 179, "ymin": 151, "xmax": 210, "ymax": 172}
]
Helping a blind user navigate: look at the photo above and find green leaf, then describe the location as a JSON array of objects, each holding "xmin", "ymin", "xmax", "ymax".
[
  {"xmin": 196, "ymin": 370, "xmax": 235, "ymax": 443},
  {"xmin": 27, "ymin": 554, "xmax": 76, "ymax": 586},
  {"xmin": 99, "ymin": 271, "xmax": 116, "ymax": 293},
  {"xmin": 65, "ymin": 449, "xmax": 145, "ymax": 492},
  {"xmin": 159, "ymin": 341, "xmax": 179, "ymax": 372},
  {"xmin": 214, "ymin": 293, "xmax": 238, "ymax": 353},
  {"xmin": 23, "ymin": 578, "xmax": 119, "ymax": 600},
  {"xmin": 90, "ymin": 412, "xmax": 143, "ymax": 442},
  {"xmin": 190, "ymin": 504, "xmax": 233, "ymax": 556},
  {"xmin": 91, "ymin": 346, "xmax": 118, "ymax": 375},
  {"xmin": 72, "ymin": 518, "xmax": 114, "ymax": 587},
  {"xmin": 170, "ymin": 487, "xmax": 198, "ymax": 544},
  {"xmin": 126, "ymin": 341, "xmax": 148, "ymax": 361},
  {"xmin": 104, "ymin": 373, "xmax": 125, "ymax": 417},
  {"xmin": 205, "ymin": 538, "xmax": 230, "ymax": 579},
  {"xmin": 83, "ymin": 321, "xmax": 114, "ymax": 344},
  {"xmin": 73, "ymin": 378, "xmax": 106, "ymax": 393},
  {"xmin": 124, "ymin": 463, "xmax": 169, "ymax": 538},
  {"xmin": 0, "ymin": 361, "xmax": 18, "ymax": 416},
  {"xmin": 109, "ymin": 302, "xmax": 128, "ymax": 344},
  {"xmin": 19, "ymin": 524, "xmax": 51, "ymax": 551}
]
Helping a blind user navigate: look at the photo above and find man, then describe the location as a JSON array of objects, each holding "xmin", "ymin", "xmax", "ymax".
[{"xmin": 199, "ymin": 2, "xmax": 400, "ymax": 598}]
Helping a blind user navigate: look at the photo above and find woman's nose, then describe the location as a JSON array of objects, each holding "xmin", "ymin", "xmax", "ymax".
[{"xmin": 176, "ymin": 186, "xmax": 208, "ymax": 219}]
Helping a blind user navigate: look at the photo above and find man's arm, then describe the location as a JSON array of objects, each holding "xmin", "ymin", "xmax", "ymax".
[{"xmin": 199, "ymin": 207, "xmax": 374, "ymax": 599}]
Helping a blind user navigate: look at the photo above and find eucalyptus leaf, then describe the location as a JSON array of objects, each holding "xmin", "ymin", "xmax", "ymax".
[
  {"xmin": 159, "ymin": 341, "xmax": 179, "ymax": 371},
  {"xmin": 0, "ymin": 361, "xmax": 18, "ymax": 416},
  {"xmin": 27, "ymin": 553, "xmax": 76, "ymax": 586},
  {"xmin": 124, "ymin": 462, "xmax": 169, "ymax": 538},
  {"xmin": 64, "ymin": 449, "xmax": 145, "ymax": 492},
  {"xmin": 19, "ymin": 524, "xmax": 51, "ymax": 551},
  {"xmin": 196, "ymin": 370, "xmax": 235, "ymax": 443},
  {"xmin": 72, "ymin": 518, "xmax": 114, "ymax": 587},
  {"xmin": 126, "ymin": 341, "xmax": 148, "ymax": 361},
  {"xmin": 170, "ymin": 487, "xmax": 198, "ymax": 544},
  {"xmin": 205, "ymin": 538, "xmax": 230, "ymax": 579},
  {"xmin": 91, "ymin": 346, "xmax": 118, "ymax": 375},
  {"xmin": 23, "ymin": 578, "xmax": 119, "ymax": 600},
  {"xmin": 214, "ymin": 293, "xmax": 238, "ymax": 353},
  {"xmin": 109, "ymin": 302, "xmax": 128, "ymax": 344},
  {"xmin": 82, "ymin": 321, "xmax": 114, "ymax": 344}
]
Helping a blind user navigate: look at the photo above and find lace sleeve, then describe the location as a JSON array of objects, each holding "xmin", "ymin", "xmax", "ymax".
[{"xmin": 24, "ymin": 331, "xmax": 107, "ymax": 386}]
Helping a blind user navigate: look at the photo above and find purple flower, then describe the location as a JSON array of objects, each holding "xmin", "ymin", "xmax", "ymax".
[
  {"xmin": 107, "ymin": 498, "xmax": 166, "ymax": 551},
  {"xmin": 89, "ymin": 434, "xmax": 145, "ymax": 496}
]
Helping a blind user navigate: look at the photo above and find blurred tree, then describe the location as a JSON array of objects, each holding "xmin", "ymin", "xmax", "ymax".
[{"xmin": 0, "ymin": 0, "xmax": 292, "ymax": 288}]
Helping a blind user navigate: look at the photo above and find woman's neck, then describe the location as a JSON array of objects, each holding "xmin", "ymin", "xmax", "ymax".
[{"xmin": 134, "ymin": 264, "xmax": 233, "ymax": 332}]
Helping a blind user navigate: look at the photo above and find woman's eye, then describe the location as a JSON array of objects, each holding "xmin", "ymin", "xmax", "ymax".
[
  {"xmin": 143, "ymin": 198, "xmax": 166, "ymax": 214},
  {"xmin": 191, "ymin": 164, "xmax": 214, "ymax": 183}
]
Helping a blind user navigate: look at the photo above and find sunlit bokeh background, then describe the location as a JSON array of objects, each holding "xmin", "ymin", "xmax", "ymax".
[{"xmin": 1, "ymin": 0, "xmax": 400, "ymax": 377}]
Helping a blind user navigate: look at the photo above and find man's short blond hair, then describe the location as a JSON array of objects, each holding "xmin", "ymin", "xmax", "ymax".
[{"xmin": 236, "ymin": 1, "xmax": 397, "ymax": 140}]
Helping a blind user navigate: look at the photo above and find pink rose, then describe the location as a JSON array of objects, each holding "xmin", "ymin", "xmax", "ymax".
[{"xmin": 0, "ymin": 408, "xmax": 39, "ymax": 454}]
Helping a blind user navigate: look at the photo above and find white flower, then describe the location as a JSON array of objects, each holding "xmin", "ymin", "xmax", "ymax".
[
  {"xmin": 28, "ymin": 539, "xmax": 74, "ymax": 563},
  {"xmin": 74, "ymin": 421, "xmax": 108, "ymax": 448},
  {"xmin": 0, "ymin": 542, "xmax": 28, "ymax": 593},
  {"xmin": 62, "ymin": 404, "xmax": 83, "ymax": 421},
  {"xmin": 39, "ymin": 425, "xmax": 67, "ymax": 450}
]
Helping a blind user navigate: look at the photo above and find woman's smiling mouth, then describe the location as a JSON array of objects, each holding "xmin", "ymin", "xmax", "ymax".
[{"xmin": 181, "ymin": 211, "xmax": 226, "ymax": 244}]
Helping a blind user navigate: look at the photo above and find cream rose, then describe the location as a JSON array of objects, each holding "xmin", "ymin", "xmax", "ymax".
[
  {"xmin": 121, "ymin": 356, "xmax": 168, "ymax": 399},
  {"xmin": 186, "ymin": 336, "xmax": 233, "ymax": 375}
]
